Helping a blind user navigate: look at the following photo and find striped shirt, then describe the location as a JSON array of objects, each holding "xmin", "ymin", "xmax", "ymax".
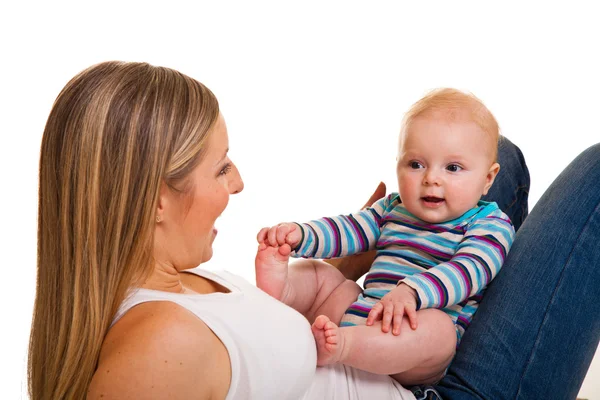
[{"xmin": 292, "ymin": 193, "xmax": 515, "ymax": 339}]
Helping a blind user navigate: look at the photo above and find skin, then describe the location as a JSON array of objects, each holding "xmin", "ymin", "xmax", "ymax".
[
  {"xmin": 255, "ymin": 226, "xmax": 456, "ymax": 385},
  {"xmin": 396, "ymin": 112, "xmax": 499, "ymax": 224},
  {"xmin": 87, "ymin": 114, "xmax": 244, "ymax": 399},
  {"xmin": 254, "ymin": 111, "xmax": 499, "ymax": 385},
  {"xmin": 367, "ymin": 112, "xmax": 499, "ymax": 334}
]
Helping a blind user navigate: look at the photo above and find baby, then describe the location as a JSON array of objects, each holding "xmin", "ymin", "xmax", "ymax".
[{"xmin": 255, "ymin": 88, "xmax": 515, "ymax": 385}]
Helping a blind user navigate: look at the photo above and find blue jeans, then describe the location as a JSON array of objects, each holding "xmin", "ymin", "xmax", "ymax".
[
  {"xmin": 416, "ymin": 140, "xmax": 600, "ymax": 399},
  {"xmin": 482, "ymin": 137, "xmax": 530, "ymax": 231}
]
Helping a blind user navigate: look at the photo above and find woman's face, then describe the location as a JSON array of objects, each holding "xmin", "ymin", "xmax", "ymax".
[{"xmin": 155, "ymin": 114, "xmax": 244, "ymax": 270}]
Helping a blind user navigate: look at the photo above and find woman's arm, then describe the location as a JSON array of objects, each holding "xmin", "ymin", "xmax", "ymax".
[{"xmin": 87, "ymin": 301, "xmax": 231, "ymax": 399}]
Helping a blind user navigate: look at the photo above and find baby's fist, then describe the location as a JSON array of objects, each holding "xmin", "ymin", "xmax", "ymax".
[{"xmin": 257, "ymin": 223, "xmax": 302, "ymax": 250}]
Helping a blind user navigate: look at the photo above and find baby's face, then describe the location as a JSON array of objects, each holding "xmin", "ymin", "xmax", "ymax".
[{"xmin": 396, "ymin": 113, "xmax": 499, "ymax": 223}]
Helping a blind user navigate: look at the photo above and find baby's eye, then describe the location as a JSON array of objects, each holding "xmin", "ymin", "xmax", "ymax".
[
  {"xmin": 219, "ymin": 163, "xmax": 232, "ymax": 176},
  {"xmin": 446, "ymin": 164, "xmax": 462, "ymax": 172},
  {"xmin": 410, "ymin": 161, "xmax": 424, "ymax": 169}
]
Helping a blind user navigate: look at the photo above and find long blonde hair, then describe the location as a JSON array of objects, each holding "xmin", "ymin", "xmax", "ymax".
[{"xmin": 28, "ymin": 61, "xmax": 219, "ymax": 399}]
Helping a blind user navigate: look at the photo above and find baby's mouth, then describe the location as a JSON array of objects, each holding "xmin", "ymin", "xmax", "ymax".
[{"xmin": 422, "ymin": 196, "xmax": 444, "ymax": 203}]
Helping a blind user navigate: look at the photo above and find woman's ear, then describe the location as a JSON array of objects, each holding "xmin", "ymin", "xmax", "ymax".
[
  {"xmin": 156, "ymin": 182, "xmax": 169, "ymax": 223},
  {"xmin": 482, "ymin": 162, "xmax": 500, "ymax": 195}
]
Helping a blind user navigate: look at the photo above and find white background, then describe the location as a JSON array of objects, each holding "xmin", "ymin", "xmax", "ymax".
[{"xmin": 1, "ymin": 1, "xmax": 598, "ymax": 398}]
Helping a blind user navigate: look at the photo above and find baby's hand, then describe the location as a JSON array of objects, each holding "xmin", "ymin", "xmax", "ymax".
[
  {"xmin": 256, "ymin": 223, "xmax": 302, "ymax": 250},
  {"xmin": 366, "ymin": 283, "xmax": 418, "ymax": 335}
]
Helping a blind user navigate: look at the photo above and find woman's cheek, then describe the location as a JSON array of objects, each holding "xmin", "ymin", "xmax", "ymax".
[{"xmin": 216, "ymin": 186, "xmax": 230, "ymax": 213}]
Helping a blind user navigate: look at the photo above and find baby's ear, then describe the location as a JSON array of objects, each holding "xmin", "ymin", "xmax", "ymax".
[{"xmin": 482, "ymin": 163, "xmax": 500, "ymax": 195}]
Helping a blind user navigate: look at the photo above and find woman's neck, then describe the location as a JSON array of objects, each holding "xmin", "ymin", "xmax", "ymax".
[{"xmin": 141, "ymin": 262, "xmax": 186, "ymax": 294}]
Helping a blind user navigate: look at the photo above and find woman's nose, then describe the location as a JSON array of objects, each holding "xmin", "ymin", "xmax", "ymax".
[{"xmin": 230, "ymin": 165, "xmax": 244, "ymax": 194}]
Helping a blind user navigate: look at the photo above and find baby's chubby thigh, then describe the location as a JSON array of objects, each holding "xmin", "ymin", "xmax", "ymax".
[
  {"xmin": 390, "ymin": 308, "xmax": 457, "ymax": 386},
  {"xmin": 308, "ymin": 264, "xmax": 363, "ymax": 325}
]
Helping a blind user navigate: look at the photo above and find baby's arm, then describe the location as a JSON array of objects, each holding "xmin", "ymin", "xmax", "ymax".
[
  {"xmin": 367, "ymin": 208, "xmax": 515, "ymax": 335},
  {"xmin": 366, "ymin": 283, "xmax": 419, "ymax": 335},
  {"xmin": 255, "ymin": 223, "xmax": 363, "ymax": 322},
  {"xmin": 257, "ymin": 194, "xmax": 394, "ymax": 260},
  {"xmin": 401, "ymin": 210, "xmax": 515, "ymax": 310},
  {"xmin": 327, "ymin": 182, "xmax": 387, "ymax": 281},
  {"xmin": 290, "ymin": 195, "xmax": 396, "ymax": 259}
]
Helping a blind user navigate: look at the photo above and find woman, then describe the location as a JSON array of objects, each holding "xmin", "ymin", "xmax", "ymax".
[{"xmin": 28, "ymin": 61, "xmax": 599, "ymax": 399}]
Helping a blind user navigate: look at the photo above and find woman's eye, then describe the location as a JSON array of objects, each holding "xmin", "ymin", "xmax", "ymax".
[
  {"xmin": 410, "ymin": 161, "xmax": 423, "ymax": 169},
  {"xmin": 446, "ymin": 164, "xmax": 462, "ymax": 172},
  {"xmin": 219, "ymin": 163, "xmax": 232, "ymax": 176}
]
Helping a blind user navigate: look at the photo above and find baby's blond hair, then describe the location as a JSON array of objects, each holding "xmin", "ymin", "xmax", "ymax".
[{"xmin": 400, "ymin": 88, "xmax": 500, "ymax": 161}]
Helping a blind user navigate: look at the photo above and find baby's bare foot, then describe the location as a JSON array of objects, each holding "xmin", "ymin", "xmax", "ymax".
[
  {"xmin": 311, "ymin": 315, "xmax": 346, "ymax": 366},
  {"xmin": 255, "ymin": 243, "xmax": 292, "ymax": 302}
]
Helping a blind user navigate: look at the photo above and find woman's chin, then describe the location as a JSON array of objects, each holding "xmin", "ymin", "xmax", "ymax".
[{"xmin": 200, "ymin": 248, "xmax": 214, "ymax": 264}]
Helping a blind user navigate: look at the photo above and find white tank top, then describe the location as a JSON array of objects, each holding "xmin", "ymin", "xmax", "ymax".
[{"xmin": 113, "ymin": 268, "xmax": 415, "ymax": 400}]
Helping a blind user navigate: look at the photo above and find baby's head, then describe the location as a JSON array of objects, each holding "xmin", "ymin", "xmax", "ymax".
[{"xmin": 396, "ymin": 88, "xmax": 500, "ymax": 223}]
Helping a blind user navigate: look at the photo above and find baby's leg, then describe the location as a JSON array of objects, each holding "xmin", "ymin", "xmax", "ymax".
[
  {"xmin": 255, "ymin": 243, "xmax": 292, "ymax": 302},
  {"xmin": 255, "ymin": 244, "xmax": 362, "ymax": 322},
  {"xmin": 311, "ymin": 309, "xmax": 456, "ymax": 386}
]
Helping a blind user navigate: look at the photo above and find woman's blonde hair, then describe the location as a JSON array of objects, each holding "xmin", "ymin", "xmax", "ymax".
[
  {"xmin": 28, "ymin": 61, "xmax": 219, "ymax": 399},
  {"xmin": 400, "ymin": 88, "xmax": 500, "ymax": 160}
]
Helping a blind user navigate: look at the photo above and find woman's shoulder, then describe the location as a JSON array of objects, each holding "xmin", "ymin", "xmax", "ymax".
[{"xmin": 87, "ymin": 300, "xmax": 231, "ymax": 399}]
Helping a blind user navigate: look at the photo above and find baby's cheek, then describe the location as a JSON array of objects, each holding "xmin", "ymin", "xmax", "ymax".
[{"xmin": 452, "ymin": 188, "xmax": 481, "ymax": 213}]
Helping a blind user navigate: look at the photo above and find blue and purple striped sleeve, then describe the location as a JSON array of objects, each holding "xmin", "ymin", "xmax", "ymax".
[
  {"xmin": 291, "ymin": 194, "xmax": 394, "ymax": 259},
  {"xmin": 401, "ymin": 209, "xmax": 515, "ymax": 309}
]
